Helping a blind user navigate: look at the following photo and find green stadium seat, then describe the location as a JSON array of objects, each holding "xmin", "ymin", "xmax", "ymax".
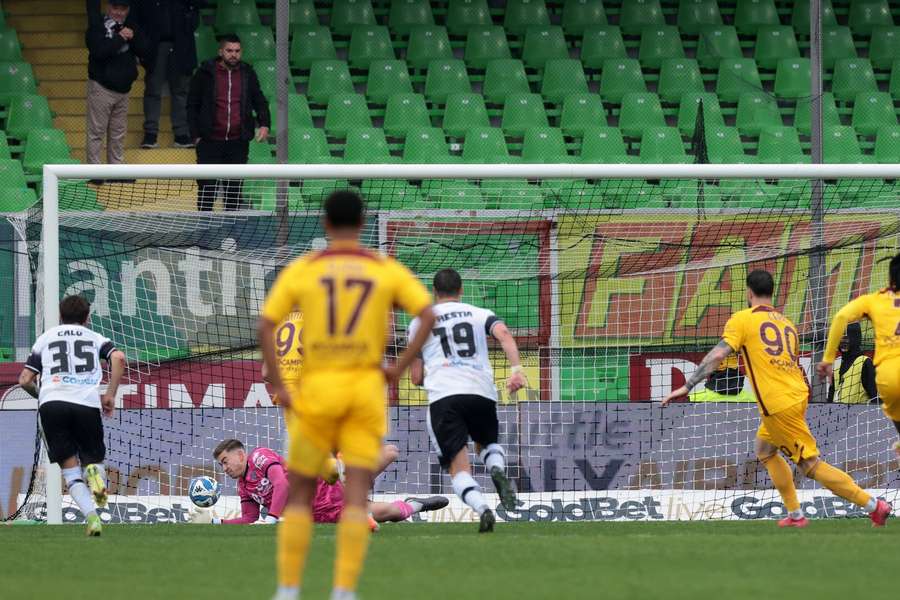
[
  {"xmin": 522, "ymin": 127, "xmax": 571, "ymax": 162},
  {"xmin": 406, "ymin": 26, "xmax": 453, "ymax": 69},
  {"xmin": 639, "ymin": 27, "xmax": 685, "ymax": 70},
  {"xmin": 734, "ymin": 0, "xmax": 779, "ymax": 35},
  {"xmin": 403, "ymin": 127, "xmax": 457, "ymax": 162},
  {"xmin": 22, "ymin": 128, "xmax": 71, "ymax": 175},
  {"xmin": 824, "ymin": 126, "xmax": 865, "ymax": 163},
  {"xmin": 522, "ymin": 26, "xmax": 568, "ymax": 70},
  {"xmin": 330, "ymin": 0, "xmax": 376, "ymax": 36},
  {"xmin": 657, "ymin": 179, "xmax": 699, "ymax": 208},
  {"xmin": 366, "ymin": 60, "xmax": 413, "ymax": 104},
  {"xmin": 696, "ymin": 26, "xmax": 742, "ymax": 69},
  {"xmin": 443, "ymin": 93, "xmax": 489, "ymax": 137},
  {"xmin": 548, "ymin": 180, "xmax": 601, "ymax": 208},
  {"xmin": 0, "ymin": 187, "xmax": 37, "ymax": 211},
  {"xmin": 716, "ymin": 59, "xmax": 763, "ymax": 103},
  {"xmin": 560, "ymin": 93, "xmax": 606, "ymax": 136},
  {"xmin": 832, "ymin": 59, "xmax": 877, "ymax": 102},
  {"xmin": 658, "ymin": 59, "xmax": 703, "ymax": 103},
  {"xmin": 774, "ymin": 58, "xmax": 810, "ymax": 99},
  {"xmin": 541, "ymin": 59, "xmax": 589, "ymax": 104},
  {"xmin": 302, "ymin": 179, "xmax": 353, "ymax": 202},
  {"xmin": 705, "ymin": 126, "xmax": 746, "ymax": 163},
  {"xmin": 290, "ymin": 27, "xmax": 337, "ymax": 70},
  {"xmin": 794, "ymin": 92, "xmax": 840, "ymax": 135},
  {"xmin": 447, "ymin": 0, "xmax": 492, "ymax": 36},
  {"xmin": 736, "ymin": 92, "xmax": 783, "ymax": 136},
  {"xmin": 678, "ymin": 0, "xmax": 723, "ymax": 35},
  {"xmin": 235, "ymin": 26, "xmax": 275, "ymax": 64},
  {"xmin": 562, "ymin": 0, "xmax": 607, "ymax": 36},
  {"xmin": 215, "ymin": 0, "xmax": 260, "ymax": 31},
  {"xmin": 599, "ymin": 59, "xmax": 647, "ymax": 104},
  {"xmin": 580, "ymin": 126, "xmax": 629, "ymax": 162},
  {"xmin": 0, "ymin": 29, "xmax": 23, "ymax": 61},
  {"xmin": 426, "ymin": 180, "xmax": 484, "ymax": 208},
  {"xmin": 580, "ymin": 26, "xmax": 626, "ymax": 70},
  {"xmin": 289, "ymin": 0, "xmax": 319, "ymax": 27},
  {"xmin": 757, "ymin": 126, "xmax": 807, "ymax": 163},
  {"xmin": 269, "ymin": 94, "xmax": 312, "ymax": 131},
  {"xmin": 361, "ymin": 179, "xmax": 427, "ymax": 209},
  {"xmin": 874, "ymin": 125, "xmax": 900, "ymax": 163},
  {"xmin": 6, "ymin": 94, "xmax": 53, "ymax": 140},
  {"xmin": 618, "ymin": 92, "xmax": 665, "ymax": 138},
  {"xmin": 465, "ymin": 27, "xmax": 511, "ymax": 70},
  {"xmin": 0, "ymin": 132, "xmax": 11, "ymax": 159},
  {"xmin": 288, "ymin": 128, "xmax": 334, "ymax": 163},
  {"xmin": 425, "ymin": 59, "xmax": 472, "ymax": 104},
  {"xmin": 0, "ymin": 61, "xmax": 37, "ymax": 106},
  {"xmin": 307, "ymin": 60, "xmax": 353, "ymax": 104},
  {"xmin": 483, "ymin": 179, "xmax": 544, "ymax": 209},
  {"xmin": 504, "ymin": 0, "xmax": 550, "ymax": 36},
  {"xmin": 639, "ymin": 127, "xmax": 688, "ymax": 163},
  {"xmin": 483, "ymin": 59, "xmax": 530, "ymax": 104},
  {"xmin": 253, "ymin": 61, "xmax": 277, "ymax": 99},
  {"xmin": 869, "ymin": 27, "xmax": 900, "ymax": 70},
  {"xmin": 754, "ymin": 26, "xmax": 800, "ymax": 70},
  {"xmin": 324, "ymin": 93, "xmax": 373, "ymax": 136},
  {"xmin": 677, "ymin": 93, "xmax": 725, "ymax": 136},
  {"xmin": 892, "ymin": 60, "xmax": 900, "ymax": 100},
  {"xmin": 248, "ymin": 140, "xmax": 274, "ymax": 164},
  {"xmin": 792, "ymin": 0, "xmax": 837, "ymax": 35},
  {"xmin": 501, "ymin": 93, "xmax": 549, "ymax": 136},
  {"xmin": 462, "ymin": 127, "xmax": 516, "ymax": 163},
  {"xmin": 389, "ymin": 0, "xmax": 434, "ymax": 35},
  {"xmin": 848, "ymin": 0, "xmax": 894, "ymax": 36},
  {"xmin": 195, "ymin": 25, "xmax": 217, "ymax": 63},
  {"xmin": 852, "ymin": 92, "xmax": 898, "ymax": 136},
  {"xmin": 383, "ymin": 93, "xmax": 431, "ymax": 136},
  {"xmin": 619, "ymin": 0, "xmax": 665, "ymax": 35},
  {"xmin": 344, "ymin": 128, "xmax": 394, "ymax": 163},
  {"xmin": 349, "ymin": 26, "xmax": 395, "ymax": 69},
  {"xmin": 0, "ymin": 158, "xmax": 26, "ymax": 188},
  {"xmin": 822, "ymin": 27, "xmax": 857, "ymax": 69}
]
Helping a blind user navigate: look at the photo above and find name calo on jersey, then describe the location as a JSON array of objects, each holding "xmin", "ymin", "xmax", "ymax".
[
  {"xmin": 24, "ymin": 325, "xmax": 116, "ymax": 409},
  {"xmin": 409, "ymin": 301, "xmax": 501, "ymax": 403},
  {"xmin": 241, "ymin": 447, "xmax": 282, "ymax": 508}
]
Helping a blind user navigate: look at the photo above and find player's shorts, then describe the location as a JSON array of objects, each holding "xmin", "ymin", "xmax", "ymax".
[
  {"xmin": 38, "ymin": 401, "xmax": 105, "ymax": 465},
  {"xmin": 756, "ymin": 400, "xmax": 820, "ymax": 464},
  {"xmin": 312, "ymin": 479, "xmax": 344, "ymax": 524},
  {"xmin": 286, "ymin": 368, "xmax": 386, "ymax": 476},
  {"xmin": 427, "ymin": 394, "xmax": 499, "ymax": 469},
  {"xmin": 875, "ymin": 357, "xmax": 900, "ymax": 422}
]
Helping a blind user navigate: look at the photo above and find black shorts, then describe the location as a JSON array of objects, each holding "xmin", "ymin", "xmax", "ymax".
[
  {"xmin": 427, "ymin": 394, "xmax": 499, "ymax": 469},
  {"xmin": 38, "ymin": 401, "xmax": 106, "ymax": 465}
]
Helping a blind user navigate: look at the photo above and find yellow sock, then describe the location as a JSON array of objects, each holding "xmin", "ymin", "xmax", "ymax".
[
  {"xmin": 761, "ymin": 454, "xmax": 800, "ymax": 512},
  {"xmin": 319, "ymin": 456, "xmax": 340, "ymax": 485},
  {"xmin": 809, "ymin": 461, "xmax": 872, "ymax": 508},
  {"xmin": 334, "ymin": 505, "xmax": 371, "ymax": 592},
  {"xmin": 277, "ymin": 507, "xmax": 313, "ymax": 589}
]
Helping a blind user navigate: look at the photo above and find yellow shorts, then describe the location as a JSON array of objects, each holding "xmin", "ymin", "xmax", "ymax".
[
  {"xmin": 876, "ymin": 358, "xmax": 900, "ymax": 422},
  {"xmin": 756, "ymin": 401, "xmax": 820, "ymax": 463},
  {"xmin": 285, "ymin": 368, "xmax": 386, "ymax": 476}
]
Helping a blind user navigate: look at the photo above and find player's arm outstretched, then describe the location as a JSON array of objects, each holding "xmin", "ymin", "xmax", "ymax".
[
  {"xmin": 662, "ymin": 340, "xmax": 734, "ymax": 406},
  {"xmin": 492, "ymin": 322, "xmax": 526, "ymax": 394},
  {"xmin": 816, "ymin": 296, "xmax": 869, "ymax": 381}
]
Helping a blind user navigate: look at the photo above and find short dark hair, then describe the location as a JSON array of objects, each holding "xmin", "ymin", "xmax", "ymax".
[
  {"xmin": 890, "ymin": 253, "xmax": 900, "ymax": 291},
  {"xmin": 746, "ymin": 270, "xmax": 774, "ymax": 298},
  {"xmin": 213, "ymin": 439, "xmax": 244, "ymax": 459},
  {"xmin": 433, "ymin": 268, "xmax": 462, "ymax": 297},
  {"xmin": 59, "ymin": 295, "xmax": 90, "ymax": 325},
  {"xmin": 323, "ymin": 190, "xmax": 365, "ymax": 228},
  {"xmin": 218, "ymin": 33, "xmax": 241, "ymax": 47}
]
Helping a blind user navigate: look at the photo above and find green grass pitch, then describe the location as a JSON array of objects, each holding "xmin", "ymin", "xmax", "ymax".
[{"xmin": 1, "ymin": 521, "xmax": 895, "ymax": 600}]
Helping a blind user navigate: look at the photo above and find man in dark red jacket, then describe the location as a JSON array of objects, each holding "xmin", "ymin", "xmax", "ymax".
[{"xmin": 187, "ymin": 34, "xmax": 270, "ymax": 211}]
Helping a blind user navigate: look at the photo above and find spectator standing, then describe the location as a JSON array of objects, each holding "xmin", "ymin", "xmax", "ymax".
[
  {"xmin": 827, "ymin": 322, "xmax": 878, "ymax": 404},
  {"xmin": 187, "ymin": 34, "xmax": 270, "ymax": 211},
  {"xmin": 134, "ymin": 0, "xmax": 202, "ymax": 149},
  {"xmin": 85, "ymin": 0, "xmax": 149, "ymax": 165}
]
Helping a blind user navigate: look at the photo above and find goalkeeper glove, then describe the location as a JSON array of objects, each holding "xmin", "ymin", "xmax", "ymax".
[
  {"xmin": 189, "ymin": 508, "xmax": 221, "ymax": 524},
  {"xmin": 253, "ymin": 515, "xmax": 279, "ymax": 525}
]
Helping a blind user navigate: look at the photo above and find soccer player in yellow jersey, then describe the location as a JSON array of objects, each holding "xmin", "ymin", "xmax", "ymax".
[
  {"xmin": 818, "ymin": 253, "xmax": 900, "ymax": 455},
  {"xmin": 259, "ymin": 191, "xmax": 436, "ymax": 600},
  {"xmin": 663, "ymin": 270, "xmax": 892, "ymax": 528}
]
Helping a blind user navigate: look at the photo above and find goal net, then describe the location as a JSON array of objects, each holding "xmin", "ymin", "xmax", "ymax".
[{"xmin": 2, "ymin": 163, "xmax": 899, "ymax": 524}]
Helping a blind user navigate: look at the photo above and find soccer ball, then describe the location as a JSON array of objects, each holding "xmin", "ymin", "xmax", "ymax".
[{"xmin": 188, "ymin": 476, "xmax": 220, "ymax": 508}]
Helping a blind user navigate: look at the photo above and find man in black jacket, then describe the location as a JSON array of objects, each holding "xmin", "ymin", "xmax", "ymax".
[
  {"xmin": 85, "ymin": 0, "xmax": 149, "ymax": 165},
  {"xmin": 187, "ymin": 34, "xmax": 270, "ymax": 211},
  {"xmin": 133, "ymin": 0, "xmax": 201, "ymax": 149}
]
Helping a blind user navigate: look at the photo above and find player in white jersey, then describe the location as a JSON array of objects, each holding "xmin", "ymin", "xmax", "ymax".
[
  {"xmin": 17, "ymin": 295, "xmax": 126, "ymax": 536},
  {"xmin": 408, "ymin": 268, "xmax": 526, "ymax": 533}
]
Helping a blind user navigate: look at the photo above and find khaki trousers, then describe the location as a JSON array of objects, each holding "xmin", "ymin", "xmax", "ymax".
[{"xmin": 86, "ymin": 79, "xmax": 129, "ymax": 164}]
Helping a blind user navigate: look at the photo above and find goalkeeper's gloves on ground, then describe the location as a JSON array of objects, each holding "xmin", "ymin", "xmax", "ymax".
[
  {"xmin": 189, "ymin": 508, "xmax": 221, "ymax": 524},
  {"xmin": 253, "ymin": 515, "xmax": 279, "ymax": 525}
]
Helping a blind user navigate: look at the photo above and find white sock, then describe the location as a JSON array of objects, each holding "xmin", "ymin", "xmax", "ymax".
[
  {"xmin": 62, "ymin": 466, "xmax": 96, "ymax": 517},
  {"xmin": 479, "ymin": 443, "xmax": 506, "ymax": 473},
  {"xmin": 275, "ymin": 586, "xmax": 299, "ymax": 599},
  {"xmin": 865, "ymin": 498, "xmax": 878, "ymax": 513},
  {"xmin": 330, "ymin": 590, "xmax": 356, "ymax": 600},
  {"xmin": 789, "ymin": 509, "xmax": 803, "ymax": 519},
  {"xmin": 406, "ymin": 499, "xmax": 424, "ymax": 513},
  {"xmin": 452, "ymin": 471, "xmax": 488, "ymax": 516}
]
